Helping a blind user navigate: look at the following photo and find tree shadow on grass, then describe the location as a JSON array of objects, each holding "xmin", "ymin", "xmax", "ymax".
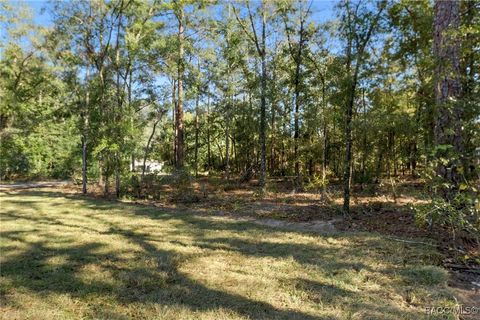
[
  {"xmin": 0, "ymin": 190, "xmax": 438, "ymax": 319},
  {"xmin": 0, "ymin": 236, "xmax": 325, "ymax": 320},
  {"xmin": 1, "ymin": 191, "xmax": 333, "ymax": 319}
]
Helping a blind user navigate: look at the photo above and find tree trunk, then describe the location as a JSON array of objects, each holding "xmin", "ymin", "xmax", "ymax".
[
  {"xmin": 343, "ymin": 71, "xmax": 356, "ymax": 215},
  {"xmin": 293, "ymin": 90, "xmax": 300, "ymax": 188},
  {"xmin": 321, "ymin": 73, "xmax": 328, "ymax": 197},
  {"xmin": 433, "ymin": 0, "xmax": 463, "ymax": 195},
  {"xmin": 341, "ymin": 0, "xmax": 385, "ymax": 215},
  {"xmin": 81, "ymin": 118, "xmax": 88, "ymax": 194},
  {"xmin": 81, "ymin": 68, "xmax": 89, "ymax": 195},
  {"xmin": 216, "ymin": 140, "xmax": 224, "ymax": 165},
  {"xmin": 293, "ymin": 18, "xmax": 305, "ymax": 190},
  {"xmin": 129, "ymin": 66, "xmax": 134, "ymax": 172},
  {"xmin": 115, "ymin": 155, "xmax": 120, "ymax": 198},
  {"xmin": 233, "ymin": 136, "xmax": 239, "ymax": 173},
  {"xmin": 140, "ymin": 119, "xmax": 160, "ymax": 196},
  {"xmin": 175, "ymin": 6, "xmax": 185, "ymax": 170},
  {"xmin": 207, "ymin": 93, "xmax": 211, "ymax": 171},
  {"xmin": 225, "ymin": 99, "xmax": 230, "ymax": 181},
  {"xmin": 258, "ymin": 3, "xmax": 267, "ymax": 191},
  {"xmin": 104, "ymin": 173, "xmax": 109, "ymax": 196},
  {"xmin": 411, "ymin": 142, "xmax": 417, "ymax": 176},
  {"xmin": 172, "ymin": 79, "xmax": 176, "ymax": 167},
  {"xmin": 270, "ymin": 71, "xmax": 276, "ymax": 176},
  {"xmin": 194, "ymin": 93, "xmax": 199, "ymax": 178},
  {"xmin": 114, "ymin": 7, "xmax": 123, "ymax": 199},
  {"xmin": 361, "ymin": 88, "xmax": 367, "ymax": 181},
  {"xmin": 375, "ymin": 145, "xmax": 383, "ymax": 183}
]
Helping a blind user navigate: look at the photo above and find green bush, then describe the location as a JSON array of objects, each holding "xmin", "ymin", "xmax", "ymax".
[
  {"xmin": 414, "ymin": 192, "xmax": 479, "ymax": 241},
  {"xmin": 305, "ymin": 174, "xmax": 328, "ymax": 192},
  {"xmin": 0, "ymin": 134, "xmax": 29, "ymax": 179},
  {"xmin": 170, "ymin": 169, "xmax": 200, "ymax": 203}
]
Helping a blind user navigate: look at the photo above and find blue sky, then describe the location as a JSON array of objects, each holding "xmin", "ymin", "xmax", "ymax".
[
  {"xmin": 9, "ymin": 0, "xmax": 337, "ymax": 29},
  {"xmin": 0, "ymin": 0, "xmax": 340, "ymax": 113},
  {"xmin": 25, "ymin": 0, "xmax": 53, "ymax": 27},
  {"xmin": 1, "ymin": 0, "xmax": 339, "ymax": 58}
]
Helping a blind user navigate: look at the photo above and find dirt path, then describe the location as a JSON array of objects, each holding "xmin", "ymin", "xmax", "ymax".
[
  {"xmin": 0, "ymin": 181, "xmax": 70, "ymax": 191},
  {"xmin": 212, "ymin": 212, "xmax": 340, "ymax": 233},
  {"xmin": 132, "ymin": 201, "xmax": 342, "ymax": 234}
]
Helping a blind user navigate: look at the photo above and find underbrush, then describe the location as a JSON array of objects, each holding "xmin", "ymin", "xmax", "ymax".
[
  {"xmin": 414, "ymin": 193, "xmax": 479, "ymax": 241},
  {"xmin": 413, "ymin": 192, "xmax": 480, "ymax": 266}
]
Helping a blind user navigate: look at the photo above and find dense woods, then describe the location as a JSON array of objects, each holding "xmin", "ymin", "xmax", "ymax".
[
  {"xmin": 1, "ymin": 0, "xmax": 479, "ymax": 233},
  {"xmin": 1, "ymin": 1, "xmax": 480, "ymax": 318}
]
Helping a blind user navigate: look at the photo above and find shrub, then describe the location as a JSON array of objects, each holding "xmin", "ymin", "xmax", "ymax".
[
  {"xmin": 414, "ymin": 192, "xmax": 479, "ymax": 242},
  {"xmin": 170, "ymin": 169, "xmax": 200, "ymax": 203},
  {"xmin": 305, "ymin": 174, "xmax": 328, "ymax": 192}
]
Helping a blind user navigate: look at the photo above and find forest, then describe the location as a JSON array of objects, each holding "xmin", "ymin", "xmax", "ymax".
[{"xmin": 0, "ymin": 0, "xmax": 479, "ymax": 319}]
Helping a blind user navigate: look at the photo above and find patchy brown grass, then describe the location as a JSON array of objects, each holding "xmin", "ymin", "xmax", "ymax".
[{"xmin": 0, "ymin": 188, "xmax": 465, "ymax": 319}]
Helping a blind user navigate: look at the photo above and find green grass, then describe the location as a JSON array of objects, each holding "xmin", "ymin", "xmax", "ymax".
[{"xmin": 0, "ymin": 190, "xmax": 458, "ymax": 319}]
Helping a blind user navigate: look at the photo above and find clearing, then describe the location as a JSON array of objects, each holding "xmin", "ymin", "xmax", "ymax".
[{"xmin": 0, "ymin": 188, "xmax": 463, "ymax": 319}]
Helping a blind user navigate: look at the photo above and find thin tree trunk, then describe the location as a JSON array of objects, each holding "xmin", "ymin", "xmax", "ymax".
[
  {"xmin": 81, "ymin": 67, "xmax": 89, "ymax": 195},
  {"xmin": 99, "ymin": 66, "xmax": 107, "ymax": 196},
  {"xmin": 207, "ymin": 93, "xmax": 211, "ymax": 171},
  {"xmin": 172, "ymin": 79, "xmax": 177, "ymax": 167},
  {"xmin": 233, "ymin": 136, "xmax": 239, "ymax": 173},
  {"xmin": 375, "ymin": 145, "xmax": 383, "ymax": 183},
  {"xmin": 216, "ymin": 140, "xmax": 224, "ymax": 165},
  {"xmin": 292, "ymin": 19, "xmax": 305, "ymax": 190},
  {"xmin": 361, "ymin": 88, "xmax": 367, "ymax": 181},
  {"xmin": 342, "ymin": 1, "xmax": 385, "ymax": 215},
  {"xmin": 270, "ymin": 68, "xmax": 276, "ymax": 176},
  {"xmin": 140, "ymin": 119, "xmax": 160, "ymax": 195},
  {"xmin": 104, "ymin": 174, "xmax": 109, "ymax": 196},
  {"xmin": 194, "ymin": 93, "xmax": 199, "ymax": 178},
  {"xmin": 258, "ymin": 2, "xmax": 267, "ymax": 191},
  {"xmin": 81, "ymin": 121, "xmax": 88, "ymax": 194},
  {"xmin": 114, "ymin": 4, "xmax": 123, "ymax": 199},
  {"xmin": 225, "ymin": 98, "xmax": 230, "ymax": 181},
  {"xmin": 115, "ymin": 155, "xmax": 120, "ymax": 198},
  {"xmin": 321, "ymin": 72, "xmax": 327, "ymax": 197},
  {"xmin": 129, "ymin": 66, "xmax": 134, "ymax": 172},
  {"xmin": 175, "ymin": 6, "xmax": 185, "ymax": 170},
  {"xmin": 293, "ymin": 82, "xmax": 300, "ymax": 188},
  {"xmin": 343, "ymin": 70, "xmax": 357, "ymax": 215}
]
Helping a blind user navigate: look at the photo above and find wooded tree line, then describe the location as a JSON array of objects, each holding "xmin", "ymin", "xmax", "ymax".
[{"xmin": 1, "ymin": 0, "xmax": 478, "ymax": 214}]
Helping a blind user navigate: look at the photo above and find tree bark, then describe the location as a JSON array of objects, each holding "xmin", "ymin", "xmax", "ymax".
[
  {"xmin": 321, "ymin": 70, "xmax": 327, "ymax": 197},
  {"xmin": 225, "ymin": 97, "xmax": 230, "ymax": 181},
  {"xmin": 171, "ymin": 79, "xmax": 177, "ymax": 167},
  {"xmin": 114, "ymin": 4, "xmax": 123, "ymax": 199},
  {"xmin": 194, "ymin": 92, "xmax": 199, "ymax": 178},
  {"xmin": 343, "ymin": 57, "xmax": 356, "ymax": 216},
  {"xmin": 342, "ymin": 1, "xmax": 385, "ymax": 215},
  {"xmin": 433, "ymin": 0, "xmax": 463, "ymax": 195},
  {"xmin": 175, "ymin": 5, "xmax": 185, "ymax": 170},
  {"xmin": 270, "ymin": 62, "xmax": 277, "ymax": 176},
  {"xmin": 140, "ymin": 118, "xmax": 160, "ymax": 196},
  {"xmin": 206, "ymin": 93, "xmax": 211, "ymax": 171},
  {"xmin": 258, "ymin": 2, "xmax": 267, "ymax": 191},
  {"xmin": 293, "ymin": 16, "xmax": 306, "ymax": 190},
  {"xmin": 81, "ymin": 120, "xmax": 88, "ymax": 194},
  {"xmin": 81, "ymin": 67, "xmax": 89, "ymax": 195}
]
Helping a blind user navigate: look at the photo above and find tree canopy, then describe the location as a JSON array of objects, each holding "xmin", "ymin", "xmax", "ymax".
[{"xmin": 1, "ymin": 0, "xmax": 478, "ymax": 228}]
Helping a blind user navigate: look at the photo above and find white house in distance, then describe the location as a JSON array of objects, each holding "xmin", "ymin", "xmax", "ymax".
[{"xmin": 131, "ymin": 160, "xmax": 164, "ymax": 173}]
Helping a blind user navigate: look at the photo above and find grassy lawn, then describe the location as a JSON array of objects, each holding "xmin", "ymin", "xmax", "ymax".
[{"xmin": 0, "ymin": 189, "xmax": 458, "ymax": 319}]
